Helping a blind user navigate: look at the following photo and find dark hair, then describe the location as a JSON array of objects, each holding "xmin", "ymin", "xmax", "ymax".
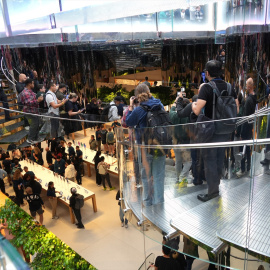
[
  {"xmin": 116, "ymin": 92, "xmax": 121, "ymax": 96},
  {"xmin": 66, "ymin": 159, "xmax": 71, "ymax": 165},
  {"xmin": 204, "ymin": 60, "xmax": 222, "ymax": 78},
  {"xmin": 37, "ymin": 84, "xmax": 44, "ymax": 91},
  {"xmin": 48, "ymin": 82, "xmax": 56, "ymax": 89},
  {"xmin": 59, "ymin": 83, "xmax": 66, "ymax": 89},
  {"xmin": 238, "ymin": 92, "xmax": 243, "ymax": 104},
  {"xmin": 48, "ymin": 181, "xmax": 54, "ymax": 190},
  {"xmin": 91, "ymin": 98, "xmax": 97, "ymax": 103},
  {"xmin": 162, "ymin": 245, "xmax": 171, "ymax": 256},
  {"xmin": 100, "ymin": 156, "xmax": 105, "ymax": 161},
  {"xmin": 145, "ymin": 76, "xmax": 148, "ymax": 80},
  {"xmin": 25, "ymin": 78, "xmax": 34, "ymax": 87}
]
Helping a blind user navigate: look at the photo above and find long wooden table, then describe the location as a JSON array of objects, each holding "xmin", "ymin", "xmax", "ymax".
[
  {"xmin": 20, "ymin": 160, "xmax": 97, "ymax": 224},
  {"xmin": 66, "ymin": 142, "xmax": 119, "ymax": 177}
]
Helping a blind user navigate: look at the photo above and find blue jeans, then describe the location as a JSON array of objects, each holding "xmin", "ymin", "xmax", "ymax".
[{"xmin": 141, "ymin": 151, "xmax": 166, "ymax": 206}]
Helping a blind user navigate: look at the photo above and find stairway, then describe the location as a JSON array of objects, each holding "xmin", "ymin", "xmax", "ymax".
[{"xmin": 0, "ymin": 74, "xmax": 27, "ymax": 147}]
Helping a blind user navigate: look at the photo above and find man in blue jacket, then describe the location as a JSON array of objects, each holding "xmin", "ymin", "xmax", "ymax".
[{"xmin": 126, "ymin": 84, "xmax": 166, "ymax": 206}]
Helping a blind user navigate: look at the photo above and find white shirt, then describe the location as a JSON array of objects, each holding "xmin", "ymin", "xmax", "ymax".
[
  {"xmin": 46, "ymin": 90, "xmax": 59, "ymax": 115},
  {"xmin": 65, "ymin": 164, "xmax": 76, "ymax": 178},
  {"xmin": 108, "ymin": 101, "xmax": 120, "ymax": 122}
]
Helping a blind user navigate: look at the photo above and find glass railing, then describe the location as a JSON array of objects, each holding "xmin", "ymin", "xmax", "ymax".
[{"xmin": 115, "ymin": 110, "xmax": 270, "ymax": 269}]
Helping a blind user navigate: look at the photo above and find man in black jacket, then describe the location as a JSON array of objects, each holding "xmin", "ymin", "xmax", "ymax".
[
  {"xmin": 236, "ymin": 78, "xmax": 257, "ymax": 178},
  {"xmin": 69, "ymin": 187, "xmax": 84, "ymax": 229}
]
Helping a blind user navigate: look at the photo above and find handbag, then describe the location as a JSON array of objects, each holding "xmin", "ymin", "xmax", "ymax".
[{"xmin": 194, "ymin": 113, "xmax": 215, "ymax": 143}]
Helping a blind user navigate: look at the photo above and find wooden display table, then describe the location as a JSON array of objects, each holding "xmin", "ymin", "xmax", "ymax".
[
  {"xmin": 20, "ymin": 160, "xmax": 97, "ymax": 224},
  {"xmin": 67, "ymin": 141, "xmax": 119, "ymax": 177}
]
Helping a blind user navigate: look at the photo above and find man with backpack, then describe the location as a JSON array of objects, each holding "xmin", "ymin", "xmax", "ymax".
[
  {"xmin": 126, "ymin": 84, "xmax": 170, "ymax": 206},
  {"xmin": 192, "ymin": 60, "xmax": 238, "ymax": 202},
  {"xmin": 69, "ymin": 187, "xmax": 84, "ymax": 229},
  {"xmin": 103, "ymin": 96, "xmax": 121, "ymax": 122}
]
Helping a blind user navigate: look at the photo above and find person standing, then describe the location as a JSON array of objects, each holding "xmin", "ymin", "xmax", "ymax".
[
  {"xmin": 2, "ymin": 153, "xmax": 12, "ymax": 186},
  {"xmin": 24, "ymin": 187, "xmax": 45, "ymax": 225},
  {"xmin": 20, "ymin": 79, "xmax": 44, "ymax": 144},
  {"xmin": 116, "ymin": 190, "xmax": 128, "ymax": 228},
  {"xmin": 69, "ymin": 187, "xmax": 84, "ymax": 229},
  {"xmin": 96, "ymin": 126, "xmax": 102, "ymax": 152},
  {"xmin": 67, "ymin": 142, "xmax": 75, "ymax": 159},
  {"xmin": 16, "ymin": 73, "xmax": 29, "ymax": 128},
  {"xmin": 97, "ymin": 156, "xmax": 115, "ymax": 191},
  {"xmin": 45, "ymin": 147, "xmax": 53, "ymax": 165},
  {"xmin": 192, "ymin": 60, "xmax": 238, "ymax": 202},
  {"xmin": 106, "ymin": 128, "xmax": 115, "ymax": 156},
  {"xmin": 16, "ymin": 74, "xmax": 27, "ymax": 95},
  {"xmin": 0, "ymin": 165, "xmax": 7, "ymax": 194},
  {"xmin": 32, "ymin": 70, "xmax": 39, "ymax": 94},
  {"xmin": 89, "ymin": 135, "xmax": 97, "ymax": 151},
  {"xmin": 236, "ymin": 78, "xmax": 257, "ymax": 177},
  {"xmin": 108, "ymin": 96, "xmax": 121, "ymax": 122},
  {"xmin": 12, "ymin": 168, "xmax": 24, "ymax": 205},
  {"xmin": 126, "ymin": 84, "xmax": 166, "ymax": 206},
  {"xmin": 100, "ymin": 125, "xmax": 108, "ymax": 154},
  {"xmin": 47, "ymin": 181, "xmax": 60, "ymax": 219},
  {"xmin": 94, "ymin": 151, "xmax": 102, "ymax": 186},
  {"xmin": 65, "ymin": 160, "xmax": 76, "ymax": 182},
  {"xmin": 143, "ymin": 76, "xmax": 151, "ymax": 87},
  {"xmin": 45, "ymin": 82, "xmax": 67, "ymax": 139},
  {"xmin": 54, "ymin": 155, "xmax": 65, "ymax": 176},
  {"xmin": 0, "ymin": 79, "xmax": 11, "ymax": 121}
]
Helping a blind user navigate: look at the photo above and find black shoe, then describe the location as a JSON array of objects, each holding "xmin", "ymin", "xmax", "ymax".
[
  {"xmin": 75, "ymin": 223, "xmax": 79, "ymax": 226},
  {"xmin": 197, "ymin": 192, "xmax": 219, "ymax": 202},
  {"xmin": 77, "ymin": 225, "xmax": 85, "ymax": 229},
  {"xmin": 260, "ymin": 159, "xmax": 269, "ymax": 166},
  {"xmin": 193, "ymin": 181, "xmax": 203, "ymax": 186}
]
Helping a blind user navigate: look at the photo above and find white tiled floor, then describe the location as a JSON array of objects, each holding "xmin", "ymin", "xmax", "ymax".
[{"xmin": 3, "ymin": 128, "xmax": 269, "ymax": 270}]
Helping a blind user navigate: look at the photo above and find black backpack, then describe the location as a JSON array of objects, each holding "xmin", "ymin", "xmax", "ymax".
[
  {"xmin": 101, "ymin": 104, "xmax": 116, "ymax": 122},
  {"xmin": 141, "ymin": 104, "xmax": 172, "ymax": 153},
  {"xmin": 208, "ymin": 81, "xmax": 237, "ymax": 135},
  {"xmin": 75, "ymin": 194, "xmax": 84, "ymax": 209}
]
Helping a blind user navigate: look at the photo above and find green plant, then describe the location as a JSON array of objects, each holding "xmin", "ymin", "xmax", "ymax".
[{"xmin": 0, "ymin": 199, "xmax": 96, "ymax": 270}]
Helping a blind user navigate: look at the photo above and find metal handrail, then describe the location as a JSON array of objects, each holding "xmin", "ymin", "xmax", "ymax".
[
  {"xmin": 13, "ymin": 67, "xmax": 21, "ymax": 75},
  {"xmin": 0, "ymin": 57, "xmax": 16, "ymax": 85}
]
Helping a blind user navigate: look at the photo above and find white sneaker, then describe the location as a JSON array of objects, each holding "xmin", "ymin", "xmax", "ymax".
[
  {"xmin": 25, "ymin": 126, "xmax": 30, "ymax": 131},
  {"xmin": 125, "ymin": 223, "xmax": 128, "ymax": 228},
  {"xmin": 52, "ymin": 216, "xmax": 59, "ymax": 219},
  {"xmin": 236, "ymin": 170, "xmax": 245, "ymax": 178},
  {"xmin": 121, "ymin": 222, "xmax": 124, "ymax": 227}
]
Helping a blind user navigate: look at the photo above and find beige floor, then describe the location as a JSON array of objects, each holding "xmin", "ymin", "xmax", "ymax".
[{"xmin": 3, "ymin": 128, "xmax": 269, "ymax": 270}]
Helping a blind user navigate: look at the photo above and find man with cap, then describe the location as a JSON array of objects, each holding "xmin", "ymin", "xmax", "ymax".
[
  {"xmin": 108, "ymin": 96, "xmax": 121, "ymax": 122},
  {"xmin": 69, "ymin": 187, "xmax": 84, "ymax": 229}
]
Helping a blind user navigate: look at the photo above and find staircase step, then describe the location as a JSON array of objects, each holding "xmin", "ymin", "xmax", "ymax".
[
  {"xmin": 18, "ymin": 133, "xmax": 47, "ymax": 148},
  {"xmin": 0, "ymin": 115, "xmax": 23, "ymax": 124},
  {"xmin": 0, "ymin": 121, "xmax": 24, "ymax": 136},
  {"xmin": 0, "ymin": 129, "xmax": 28, "ymax": 143}
]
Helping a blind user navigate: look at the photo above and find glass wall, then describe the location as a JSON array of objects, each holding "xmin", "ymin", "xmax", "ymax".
[{"xmin": 116, "ymin": 111, "xmax": 270, "ymax": 269}]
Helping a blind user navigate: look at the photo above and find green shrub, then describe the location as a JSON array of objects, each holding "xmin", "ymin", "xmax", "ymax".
[{"xmin": 0, "ymin": 199, "xmax": 96, "ymax": 270}]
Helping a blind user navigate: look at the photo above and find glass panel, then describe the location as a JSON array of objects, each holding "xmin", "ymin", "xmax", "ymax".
[
  {"xmin": 61, "ymin": 0, "xmax": 119, "ymax": 11},
  {"xmin": 7, "ymin": 0, "xmax": 60, "ymax": 24},
  {"xmin": 116, "ymin": 109, "xmax": 270, "ymax": 269},
  {"xmin": 78, "ymin": 13, "xmax": 156, "ymax": 33},
  {"xmin": 173, "ymin": 4, "xmax": 214, "ymax": 32},
  {"xmin": 227, "ymin": 0, "xmax": 267, "ymax": 27}
]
